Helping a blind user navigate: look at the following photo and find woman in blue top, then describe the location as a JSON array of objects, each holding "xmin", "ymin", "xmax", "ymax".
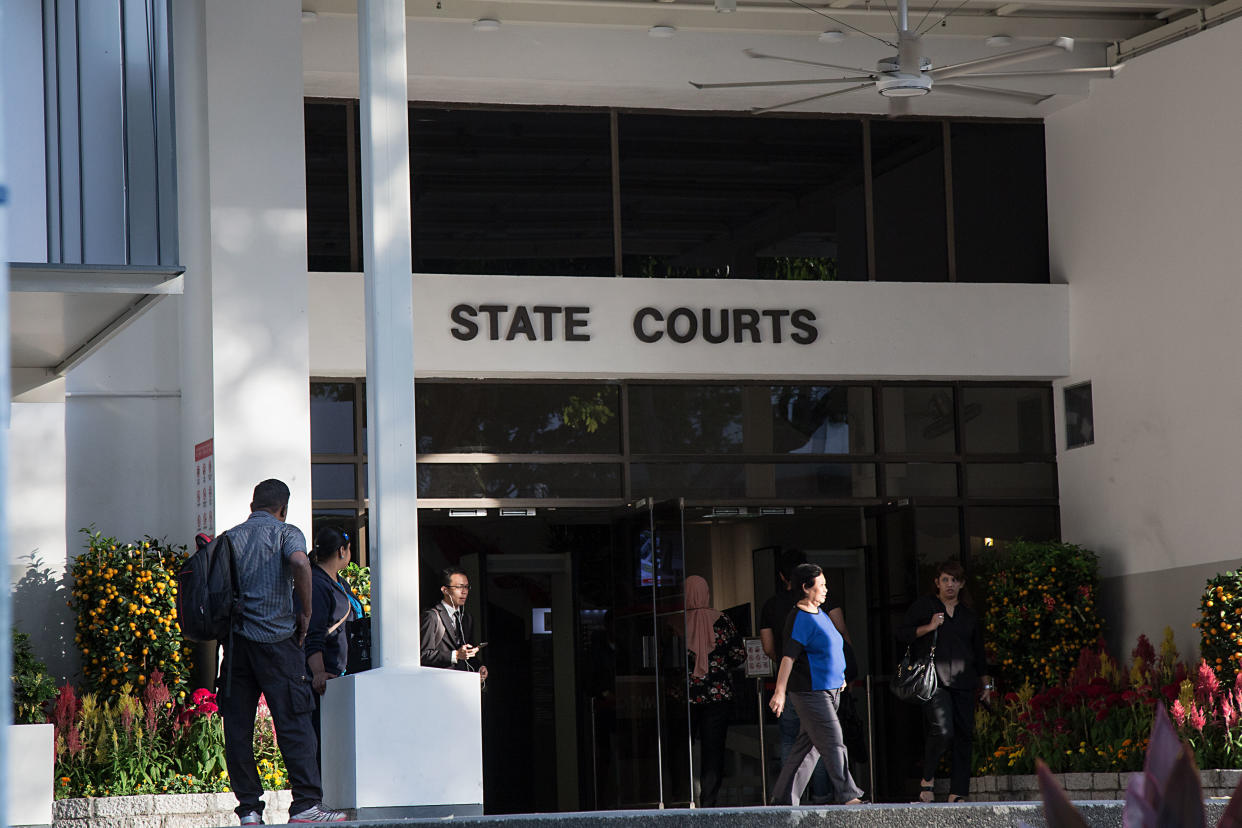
[
  {"xmin": 768, "ymin": 563, "xmax": 865, "ymax": 806},
  {"xmin": 304, "ymin": 527, "xmax": 362, "ymax": 765}
]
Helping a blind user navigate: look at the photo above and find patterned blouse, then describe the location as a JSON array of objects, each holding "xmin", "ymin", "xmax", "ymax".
[{"xmin": 686, "ymin": 614, "xmax": 746, "ymax": 705}]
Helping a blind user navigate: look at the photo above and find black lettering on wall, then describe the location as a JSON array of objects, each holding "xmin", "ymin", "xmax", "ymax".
[
  {"xmin": 565, "ymin": 306, "xmax": 592, "ymax": 342},
  {"xmin": 477, "ymin": 304, "xmax": 508, "ymax": 341},
  {"xmin": 701, "ymin": 308, "xmax": 729, "ymax": 344},
  {"xmin": 634, "ymin": 307, "xmax": 663, "ymax": 343},
  {"xmin": 762, "ymin": 309, "xmax": 790, "ymax": 344},
  {"xmin": 505, "ymin": 306, "xmax": 537, "ymax": 341},
  {"xmin": 667, "ymin": 307, "xmax": 698, "ymax": 344},
  {"xmin": 532, "ymin": 306, "xmax": 563, "ymax": 342},
  {"xmin": 733, "ymin": 308, "xmax": 761, "ymax": 343},
  {"xmin": 450, "ymin": 304, "xmax": 479, "ymax": 341},
  {"xmin": 791, "ymin": 309, "xmax": 818, "ymax": 344}
]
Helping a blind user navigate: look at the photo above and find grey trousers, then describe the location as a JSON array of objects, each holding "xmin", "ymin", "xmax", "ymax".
[{"xmin": 770, "ymin": 689, "xmax": 865, "ymax": 806}]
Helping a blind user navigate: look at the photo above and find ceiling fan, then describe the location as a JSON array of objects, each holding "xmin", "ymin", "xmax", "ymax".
[{"xmin": 689, "ymin": 0, "xmax": 1124, "ymax": 115}]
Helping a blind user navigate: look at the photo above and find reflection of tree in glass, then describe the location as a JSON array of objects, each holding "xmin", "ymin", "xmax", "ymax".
[{"xmin": 562, "ymin": 392, "xmax": 615, "ymax": 434}]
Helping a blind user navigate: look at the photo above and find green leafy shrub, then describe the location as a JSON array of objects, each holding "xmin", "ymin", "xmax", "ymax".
[
  {"xmin": 12, "ymin": 628, "xmax": 58, "ymax": 724},
  {"xmin": 341, "ymin": 562, "xmax": 370, "ymax": 616},
  {"xmin": 1196, "ymin": 570, "xmax": 1242, "ymax": 686},
  {"xmin": 979, "ymin": 539, "xmax": 1104, "ymax": 690},
  {"xmin": 69, "ymin": 529, "xmax": 193, "ymax": 702}
]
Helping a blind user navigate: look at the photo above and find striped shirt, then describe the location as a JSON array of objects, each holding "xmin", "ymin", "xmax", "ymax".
[{"xmin": 227, "ymin": 511, "xmax": 308, "ymax": 644}]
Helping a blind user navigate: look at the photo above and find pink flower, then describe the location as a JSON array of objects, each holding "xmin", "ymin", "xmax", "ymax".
[
  {"xmin": 1195, "ymin": 660, "xmax": 1221, "ymax": 705},
  {"xmin": 1171, "ymin": 700, "xmax": 1187, "ymax": 727},
  {"xmin": 1189, "ymin": 702, "xmax": 1207, "ymax": 732},
  {"xmin": 1223, "ymin": 697, "xmax": 1238, "ymax": 729}
]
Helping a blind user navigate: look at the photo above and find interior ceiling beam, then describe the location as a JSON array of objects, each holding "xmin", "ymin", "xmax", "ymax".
[
  {"xmin": 995, "ymin": 3, "xmax": 1027, "ymax": 14},
  {"xmin": 309, "ymin": 0, "xmax": 1155, "ymax": 40}
]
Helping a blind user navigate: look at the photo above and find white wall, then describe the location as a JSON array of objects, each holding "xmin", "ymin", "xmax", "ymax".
[
  {"xmin": 9, "ymin": 400, "xmax": 73, "ymax": 680},
  {"xmin": 1046, "ymin": 17, "xmax": 1242, "ymax": 649}
]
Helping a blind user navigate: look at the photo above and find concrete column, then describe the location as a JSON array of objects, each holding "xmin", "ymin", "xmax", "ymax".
[
  {"xmin": 320, "ymin": 1, "xmax": 483, "ymax": 817},
  {"xmin": 179, "ymin": 0, "xmax": 312, "ymax": 536}
]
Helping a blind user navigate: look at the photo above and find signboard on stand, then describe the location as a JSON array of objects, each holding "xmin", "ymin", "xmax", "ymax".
[
  {"xmin": 194, "ymin": 439, "xmax": 215, "ymax": 534},
  {"xmin": 744, "ymin": 637, "xmax": 773, "ymax": 678}
]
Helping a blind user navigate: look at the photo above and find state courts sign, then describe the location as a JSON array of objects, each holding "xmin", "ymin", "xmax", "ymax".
[{"xmin": 410, "ymin": 273, "xmax": 1069, "ymax": 381}]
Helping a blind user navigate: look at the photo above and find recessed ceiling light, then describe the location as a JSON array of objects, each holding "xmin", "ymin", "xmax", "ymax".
[
  {"xmin": 986, "ymin": 34, "xmax": 1013, "ymax": 47},
  {"xmin": 473, "ymin": 18, "xmax": 501, "ymax": 31},
  {"xmin": 301, "ymin": 10, "xmax": 318, "ymax": 22},
  {"xmin": 819, "ymin": 30, "xmax": 846, "ymax": 43},
  {"xmin": 715, "ymin": 0, "xmax": 737, "ymax": 12},
  {"xmin": 648, "ymin": 25, "xmax": 677, "ymax": 38}
]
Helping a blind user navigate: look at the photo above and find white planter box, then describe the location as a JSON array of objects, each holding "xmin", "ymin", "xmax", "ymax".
[{"xmin": 7, "ymin": 722, "xmax": 53, "ymax": 825}]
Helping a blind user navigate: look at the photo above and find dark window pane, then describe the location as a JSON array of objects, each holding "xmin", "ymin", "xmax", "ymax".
[
  {"xmin": 885, "ymin": 463, "xmax": 958, "ymax": 497},
  {"xmin": 305, "ymin": 101, "xmax": 355, "ymax": 272},
  {"xmin": 962, "ymin": 387, "xmax": 1053, "ymax": 455},
  {"xmin": 632, "ymin": 463, "xmax": 746, "ymax": 500},
  {"xmin": 771, "ymin": 386, "xmax": 874, "ymax": 455},
  {"xmin": 773, "ymin": 463, "xmax": 876, "ymax": 498},
  {"xmin": 951, "ymin": 123, "xmax": 1049, "ymax": 283},
  {"xmin": 871, "ymin": 121, "xmax": 948, "ymax": 282},
  {"xmin": 914, "ymin": 507, "xmax": 963, "ymax": 589},
  {"xmin": 619, "ymin": 114, "xmax": 867, "ymax": 281},
  {"xmin": 631, "ymin": 462, "xmax": 874, "ymax": 499},
  {"xmin": 1065, "ymin": 382, "xmax": 1094, "ymax": 449},
  {"xmin": 881, "ymin": 386, "xmax": 956, "ymax": 454},
  {"xmin": 418, "ymin": 463, "xmax": 621, "ymax": 498},
  {"xmin": 312, "ymin": 463, "xmax": 356, "ymax": 500},
  {"xmin": 410, "ymin": 109, "xmax": 613, "ymax": 276},
  {"xmin": 310, "ymin": 382, "xmax": 356, "ymax": 455},
  {"xmin": 628, "ymin": 386, "xmax": 744, "ymax": 454},
  {"xmin": 416, "ymin": 384, "xmax": 621, "ymax": 454},
  {"xmin": 965, "ymin": 506, "xmax": 1059, "ymax": 557},
  {"xmin": 966, "ymin": 463, "xmax": 1057, "ymax": 498}
]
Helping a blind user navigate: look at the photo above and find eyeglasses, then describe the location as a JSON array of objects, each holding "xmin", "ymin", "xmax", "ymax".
[{"xmin": 446, "ymin": 584, "xmax": 471, "ymax": 592}]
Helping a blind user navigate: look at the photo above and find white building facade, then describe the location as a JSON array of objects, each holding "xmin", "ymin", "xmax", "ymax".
[{"xmin": 7, "ymin": 0, "xmax": 1242, "ymax": 814}]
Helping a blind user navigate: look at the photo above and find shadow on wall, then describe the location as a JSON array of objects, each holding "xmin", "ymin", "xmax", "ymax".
[{"xmin": 12, "ymin": 551, "xmax": 78, "ymax": 685}]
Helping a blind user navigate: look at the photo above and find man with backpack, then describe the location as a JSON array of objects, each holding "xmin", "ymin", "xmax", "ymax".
[{"xmin": 216, "ymin": 479, "xmax": 346, "ymax": 824}]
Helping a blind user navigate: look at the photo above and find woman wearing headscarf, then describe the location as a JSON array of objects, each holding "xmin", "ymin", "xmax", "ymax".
[
  {"xmin": 769, "ymin": 563, "xmax": 865, "ymax": 806},
  {"xmin": 683, "ymin": 574, "xmax": 745, "ymax": 807}
]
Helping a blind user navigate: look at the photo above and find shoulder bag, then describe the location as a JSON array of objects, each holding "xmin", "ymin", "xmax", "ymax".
[{"xmin": 891, "ymin": 628, "xmax": 938, "ymax": 703}]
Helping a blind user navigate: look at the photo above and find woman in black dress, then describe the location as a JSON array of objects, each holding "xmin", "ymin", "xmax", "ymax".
[{"xmin": 897, "ymin": 559, "xmax": 993, "ymax": 803}]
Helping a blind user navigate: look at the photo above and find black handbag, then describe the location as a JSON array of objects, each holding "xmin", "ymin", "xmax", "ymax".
[{"xmin": 892, "ymin": 629, "xmax": 938, "ymax": 703}]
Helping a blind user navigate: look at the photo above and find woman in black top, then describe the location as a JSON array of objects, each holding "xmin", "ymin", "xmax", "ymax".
[
  {"xmin": 304, "ymin": 527, "xmax": 360, "ymax": 763},
  {"xmin": 897, "ymin": 560, "xmax": 992, "ymax": 803}
]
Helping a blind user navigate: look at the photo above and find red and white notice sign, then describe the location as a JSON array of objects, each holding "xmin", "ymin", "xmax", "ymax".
[{"xmin": 195, "ymin": 439, "xmax": 215, "ymax": 534}]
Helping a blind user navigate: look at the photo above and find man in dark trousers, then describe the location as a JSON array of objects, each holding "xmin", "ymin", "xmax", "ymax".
[
  {"xmin": 217, "ymin": 479, "xmax": 345, "ymax": 825},
  {"xmin": 420, "ymin": 567, "xmax": 487, "ymax": 683}
]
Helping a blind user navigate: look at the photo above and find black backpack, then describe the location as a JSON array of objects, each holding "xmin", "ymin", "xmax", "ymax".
[{"xmin": 176, "ymin": 532, "xmax": 240, "ymax": 643}]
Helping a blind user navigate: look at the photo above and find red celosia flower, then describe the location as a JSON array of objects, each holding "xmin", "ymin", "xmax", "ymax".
[
  {"xmin": 1195, "ymin": 660, "xmax": 1221, "ymax": 705},
  {"xmin": 1189, "ymin": 702, "xmax": 1207, "ymax": 732},
  {"xmin": 1132, "ymin": 634, "xmax": 1156, "ymax": 666},
  {"xmin": 142, "ymin": 672, "xmax": 172, "ymax": 733},
  {"xmin": 1171, "ymin": 700, "xmax": 1187, "ymax": 727}
]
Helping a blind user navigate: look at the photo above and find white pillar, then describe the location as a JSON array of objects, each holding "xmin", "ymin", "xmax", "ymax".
[
  {"xmin": 358, "ymin": 0, "xmax": 420, "ymax": 672},
  {"xmin": 320, "ymin": 2, "xmax": 483, "ymax": 817},
  {"xmin": 185, "ymin": 0, "xmax": 313, "ymax": 537},
  {"xmin": 0, "ymin": 1, "xmax": 13, "ymax": 823}
]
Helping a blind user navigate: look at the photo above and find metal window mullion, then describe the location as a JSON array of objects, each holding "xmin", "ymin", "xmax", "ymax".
[
  {"xmin": 943, "ymin": 121, "xmax": 956, "ymax": 282},
  {"xmin": 119, "ymin": 0, "xmax": 132, "ymax": 265},
  {"xmin": 862, "ymin": 119, "xmax": 876, "ymax": 282}
]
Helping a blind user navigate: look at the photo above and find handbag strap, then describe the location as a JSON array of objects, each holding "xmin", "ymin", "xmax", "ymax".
[
  {"xmin": 927, "ymin": 628, "xmax": 938, "ymax": 658},
  {"xmin": 327, "ymin": 606, "xmax": 351, "ymax": 635}
]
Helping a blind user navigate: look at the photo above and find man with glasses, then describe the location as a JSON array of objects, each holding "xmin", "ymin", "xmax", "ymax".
[{"xmin": 420, "ymin": 567, "xmax": 488, "ymax": 683}]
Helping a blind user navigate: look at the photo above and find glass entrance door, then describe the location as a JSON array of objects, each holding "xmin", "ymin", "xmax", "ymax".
[{"xmin": 606, "ymin": 498, "xmax": 689, "ymax": 809}]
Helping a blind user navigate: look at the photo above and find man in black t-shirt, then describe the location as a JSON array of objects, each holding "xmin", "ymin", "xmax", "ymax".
[{"xmin": 759, "ymin": 549, "xmax": 854, "ymax": 805}]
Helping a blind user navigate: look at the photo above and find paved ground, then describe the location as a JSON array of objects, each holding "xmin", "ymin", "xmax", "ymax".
[{"xmin": 325, "ymin": 800, "xmax": 1229, "ymax": 828}]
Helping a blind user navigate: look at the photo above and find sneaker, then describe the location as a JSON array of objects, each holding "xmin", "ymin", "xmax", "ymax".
[
  {"xmin": 288, "ymin": 803, "xmax": 348, "ymax": 823},
  {"xmin": 239, "ymin": 813, "xmax": 264, "ymax": 826}
]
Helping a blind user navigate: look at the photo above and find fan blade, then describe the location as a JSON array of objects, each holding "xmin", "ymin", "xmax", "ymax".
[
  {"xmin": 691, "ymin": 77, "xmax": 877, "ymax": 90},
  {"xmin": 744, "ymin": 49, "xmax": 876, "ymax": 77},
  {"xmin": 935, "ymin": 82, "xmax": 1053, "ymax": 104},
  {"xmin": 887, "ymin": 97, "xmax": 912, "ymax": 118},
  {"xmin": 952, "ymin": 65, "xmax": 1124, "ymax": 81},
  {"xmin": 929, "ymin": 37, "xmax": 1073, "ymax": 81},
  {"xmin": 751, "ymin": 83, "xmax": 872, "ymax": 114}
]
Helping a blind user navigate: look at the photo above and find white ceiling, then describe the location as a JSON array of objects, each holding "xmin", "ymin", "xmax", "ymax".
[{"xmin": 301, "ymin": 0, "xmax": 1208, "ymax": 116}]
